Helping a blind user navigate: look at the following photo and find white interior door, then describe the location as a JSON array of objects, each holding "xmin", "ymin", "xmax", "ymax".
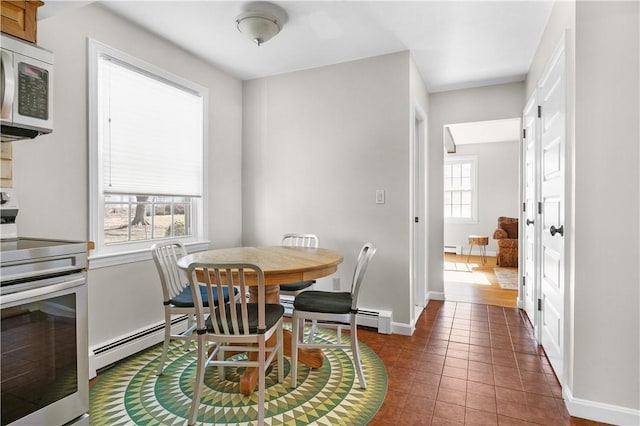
[
  {"xmin": 522, "ymin": 94, "xmax": 539, "ymax": 329},
  {"xmin": 538, "ymin": 39, "xmax": 566, "ymax": 379},
  {"xmin": 412, "ymin": 105, "xmax": 427, "ymax": 322}
]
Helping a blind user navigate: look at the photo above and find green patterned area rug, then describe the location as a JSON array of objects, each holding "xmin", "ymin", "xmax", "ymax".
[{"xmin": 90, "ymin": 326, "xmax": 387, "ymax": 425}]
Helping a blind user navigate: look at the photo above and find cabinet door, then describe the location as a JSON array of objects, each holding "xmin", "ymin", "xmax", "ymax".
[{"xmin": 1, "ymin": 1, "xmax": 44, "ymax": 43}]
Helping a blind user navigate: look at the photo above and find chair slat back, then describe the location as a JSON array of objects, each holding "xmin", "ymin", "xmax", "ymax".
[
  {"xmin": 152, "ymin": 241, "xmax": 189, "ymax": 302},
  {"xmin": 282, "ymin": 233, "xmax": 319, "ymax": 248},
  {"xmin": 187, "ymin": 262, "xmax": 265, "ymax": 335},
  {"xmin": 350, "ymin": 243, "xmax": 376, "ymax": 310}
]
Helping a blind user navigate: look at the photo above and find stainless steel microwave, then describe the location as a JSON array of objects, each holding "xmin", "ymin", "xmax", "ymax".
[{"xmin": 1, "ymin": 33, "xmax": 54, "ymax": 142}]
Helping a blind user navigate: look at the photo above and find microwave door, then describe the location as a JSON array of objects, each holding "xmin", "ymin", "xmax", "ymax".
[
  {"xmin": 11, "ymin": 52, "xmax": 54, "ymax": 133},
  {"xmin": 1, "ymin": 48, "xmax": 15, "ymax": 122}
]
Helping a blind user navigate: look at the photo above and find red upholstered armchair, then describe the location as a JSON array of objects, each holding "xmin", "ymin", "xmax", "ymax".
[{"xmin": 493, "ymin": 217, "xmax": 518, "ymax": 267}]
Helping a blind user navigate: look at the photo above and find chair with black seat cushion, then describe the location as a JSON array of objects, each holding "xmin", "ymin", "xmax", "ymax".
[
  {"xmin": 278, "ymin": 233, "xmax": 319, "ymax": 295},
  {"xmin": 185, "ymin": 261, "xmax": 284, "ymax": 426},
  {"xmin": 290, "ymin": 242, "xmax": 376, "ymax": 389},
  {"xmin": 151, "ymin": 241, "xmax": 236, "ymax": 376}
]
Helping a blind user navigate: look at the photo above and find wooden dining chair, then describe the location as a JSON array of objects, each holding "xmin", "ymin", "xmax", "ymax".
[
  {"xmin": 290, "ymin": 242, "xmax": 376, "ymax": 389},
  {"xmin": 151, "ymin": 241, "xmax": 237, "ymax": 376},
  {"xmin": 185, "ymin": 261, "xmax": 284, "ymax": 426}
]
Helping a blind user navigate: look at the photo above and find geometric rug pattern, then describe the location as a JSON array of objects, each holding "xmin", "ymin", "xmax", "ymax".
[{"xmin": 90, "ymin": 325, "xmax": 387, "ymax": 425}]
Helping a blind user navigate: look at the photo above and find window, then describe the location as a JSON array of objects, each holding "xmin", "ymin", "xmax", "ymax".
[
  {"xmin": 89, "ymin": 40, "xmax": 208, "ymax": 266},
  {"xmin": 444, "ymin": 156, "xmax": 477, "ymax": 223}
]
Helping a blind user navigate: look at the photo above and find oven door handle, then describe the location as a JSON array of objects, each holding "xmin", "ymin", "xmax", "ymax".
[{"xmin": 0, "ymin": 275, "xmax": 85, "ymax": 306}]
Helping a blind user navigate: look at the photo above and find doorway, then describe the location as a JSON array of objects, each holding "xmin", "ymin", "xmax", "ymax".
[{"xmin": 442, "ymin": 119, "xmax": 521, "ymax": 308}]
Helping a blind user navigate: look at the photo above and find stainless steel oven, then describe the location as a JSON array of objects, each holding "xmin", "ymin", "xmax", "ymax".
[{"xmin": 1, "ymin": 189, "xmax": 89, "ymax": 426}]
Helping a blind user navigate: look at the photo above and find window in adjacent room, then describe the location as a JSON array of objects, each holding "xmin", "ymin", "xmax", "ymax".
[
  {"xmin": 444, "ymin": 156, "xmax": 478, "ymax": 223},
  {"xmin": 88, "ymin": 39, "xmax": 208, "ymax": 265}
]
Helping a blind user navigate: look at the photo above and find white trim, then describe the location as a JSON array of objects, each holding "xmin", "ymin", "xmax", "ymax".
[
  {"xmin": 563, "ymin": 387, "xmax": 640, "ymax": 426},
  {"xmin": 88, "ymin": 240, "xmax": 209, "ymax": 269},
  {"xmin": 390, "ymin": 321, "xmax": 414, "ymax": 336},
  {"xmin": 427, "ymin": 291, "xmax": 445, "ymax": 301}
]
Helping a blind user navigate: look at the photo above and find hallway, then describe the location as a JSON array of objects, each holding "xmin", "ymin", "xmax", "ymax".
[{"xmin": 365, "ymin": 300, "xmax": 606, "ymax": 425}]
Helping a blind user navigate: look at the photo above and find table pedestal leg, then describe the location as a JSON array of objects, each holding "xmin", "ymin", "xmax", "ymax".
[{"xmin": 238, "ymin": 285, "xmax": 323, "ymax": 396}]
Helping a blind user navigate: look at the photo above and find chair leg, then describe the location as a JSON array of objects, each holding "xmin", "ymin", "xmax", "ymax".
[
  {"xmin": 258, "ymin": 336, "xmax": 266, "ymax": 425},
  {"xmin": 306, "ymin": 319, "xmax": 318, "ymax": 343},
  {"xmin": 183, "ymin": 314, "xmax": 194, "ymax": 351},
  {"xmin": 350, "ymin": 315, "xmax": 367, "ymax": 389},
  {"xmin": 188, "ymin": 335, "xmax": 206, "ymax": 426},
  {"xmin": 156, "ymin": 309, "xmax": 173, "ymax": 376},
  {"xmin": 217, "ymin": 346, "xmax": 225, "ymax": 380},
  {"xmin": 291, "ymin": 314, "xmax": 299, "ymax": 388},
  {"xmin": 277, "ymin": 323, "xmax": 284, "ymax": 384}
]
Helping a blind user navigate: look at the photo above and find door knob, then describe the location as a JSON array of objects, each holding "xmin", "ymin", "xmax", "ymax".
[
  {"xmin": 550, "ymin": 225, "xmax": 564, "ymax": 237},
  {"xmin": 526, "ymin": 219, "xmax": 534, "ymax": 226}
]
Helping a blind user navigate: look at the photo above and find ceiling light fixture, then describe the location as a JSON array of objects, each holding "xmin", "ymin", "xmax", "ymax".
[{"xmin": 236, "ymin": 2, "xmax": 287, "ymax": 46}]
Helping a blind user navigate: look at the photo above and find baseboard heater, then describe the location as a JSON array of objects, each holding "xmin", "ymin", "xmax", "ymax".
[
  {"xmin": 280, "ymin": 295, "xmax": 295, "ymax": 316},
  {"xmin": 89, "ymin": 315, "xmax": 189, "ymax": 378},
  {"xmin": 444, "ymin": 245, "xmax": 462, "ymax": 254},
  {"xmin": 279, "ymin": 296, "xmax": 392, "ymax": 334},
  {"xmin": 357, "ymin": 308, "xmax": 392, "ymax": 334}
]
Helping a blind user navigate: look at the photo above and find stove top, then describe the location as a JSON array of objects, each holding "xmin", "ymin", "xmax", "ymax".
[
  {"xmin": 1, "ymin": 237, "xmax": 85, "ymax": 252},
  {"xmin": 1, "ymin": 237, "xmax": 88, "ymax": 286},
  {"xmin": 1, "ymin": 189, "xmax": 88, "ymax": 285}
]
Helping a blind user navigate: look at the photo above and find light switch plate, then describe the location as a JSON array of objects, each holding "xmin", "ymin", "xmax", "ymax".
[{"xmin": 376, "ymin": 189, "xmax": 385, "ymax": 204}]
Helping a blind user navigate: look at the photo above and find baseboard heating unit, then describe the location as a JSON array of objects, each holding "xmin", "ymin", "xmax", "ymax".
[
  {"xmin": 280, "ymin": 296, "xmax": 392, "ymax": 334},
  {"xmin": 357, "ymin": 308, "xmax": 392, "ymax": 334},
  {"xmin": 89, "ymin": 315, "xmax": 189, "ymax": 378},
  {"xmin": 444, "ymin": 245, "xmax": 462, "ymax": 254}
]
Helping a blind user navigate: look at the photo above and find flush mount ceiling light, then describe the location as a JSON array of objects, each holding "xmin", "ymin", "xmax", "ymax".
[{"xmin": 236, "ymin": 2, "xmax": 287, "ymax": 46}]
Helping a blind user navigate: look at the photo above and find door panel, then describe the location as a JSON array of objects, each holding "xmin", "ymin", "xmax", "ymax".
[
  {"xmin": 522, "ymin": 94, "xmax": 538, "ymax": 325},
  {"xmin": 538, "ymin": 38, "xmax": 566, "ymax": 379}
]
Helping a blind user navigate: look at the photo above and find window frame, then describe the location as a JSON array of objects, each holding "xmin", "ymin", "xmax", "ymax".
[
  {"xmin": 88, "ymin": 39, "xmax": 209, "ymax": 268},
  {"xmin": 444, "ymin": 155, "xmax": 478, "ymax": 224}
]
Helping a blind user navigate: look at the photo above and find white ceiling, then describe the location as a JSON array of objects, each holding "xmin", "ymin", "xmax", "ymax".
[{"xmin": 40, "ymin": 1, "xmax": 554, "ymax": 93}]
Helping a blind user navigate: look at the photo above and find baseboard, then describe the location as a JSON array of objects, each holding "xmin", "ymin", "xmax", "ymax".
[
  {"xmin": 391, "ymin": 321, "xmax": 413, "ymax": 336},
  {"xmin": 563, "ymin": 386, "xmax": 640, "ymax": 425},
  {"xmin": 427, "ymin": 291, "xmax": 445, "ymax": 301}
]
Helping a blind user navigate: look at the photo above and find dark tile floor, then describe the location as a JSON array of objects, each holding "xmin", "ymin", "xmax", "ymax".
[{"xmin": 359, "ymin": 300, "xmax": 608, "ymax": 425}]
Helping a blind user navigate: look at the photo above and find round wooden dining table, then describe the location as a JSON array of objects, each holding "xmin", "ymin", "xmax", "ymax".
[{"xmin": 176, "ymin": 245, "xmax": 343, "ymax": 395}]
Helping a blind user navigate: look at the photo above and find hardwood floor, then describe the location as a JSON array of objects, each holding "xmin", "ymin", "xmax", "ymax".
[{"xmin": 444, "ymin": 253, "xmax": 517, "ymax": 308}]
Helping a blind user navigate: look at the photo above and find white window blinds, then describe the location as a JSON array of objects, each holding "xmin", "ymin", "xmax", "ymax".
[{"xmin": 98, "ymin": 56, "xmax": 204, "ymax": 197}]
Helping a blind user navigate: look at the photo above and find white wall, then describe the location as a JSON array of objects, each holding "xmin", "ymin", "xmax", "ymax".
[
  {"xmin": 242, "ymin": 51, "xmax": 419, "ymax": 329},
  {"xmin": 12, "ymin": 4, "xmax": 243, "ymax": 364},
  {"xmin": 428, "ymin": 82, "xmax": 525, "ymax": 297},
  {"xmin": 445, "ymin": 141, "xmax": 520, "ymax": 255},
  {"xmin": 526, "ymin": 1, "xmax": 575, "ymax": 99},
  {"xmin": 572, "ymin": 0, "xmax": 639, "ymax": 418}
]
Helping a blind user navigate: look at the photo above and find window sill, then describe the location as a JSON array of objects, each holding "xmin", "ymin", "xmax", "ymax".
[{"xmin": 88, "ymin": 240, "xmax": 210, "ymax": 269}]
